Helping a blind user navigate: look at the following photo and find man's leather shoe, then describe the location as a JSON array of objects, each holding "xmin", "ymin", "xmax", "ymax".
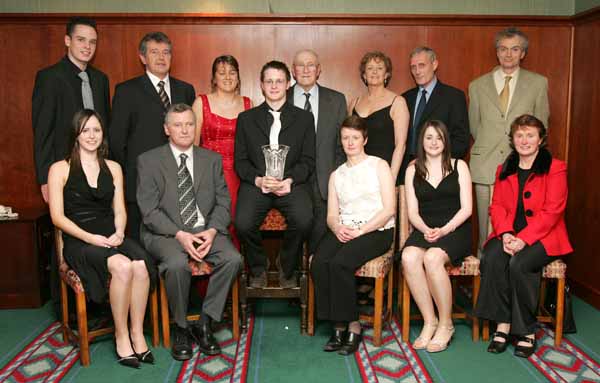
[
  {"xmin": 487, "ymin": 331, "xmax": 510, "ymax": 354},
  {"xmin": 171, "ymin": 326, "xmax": 193, "ymax": 361},
  {"xmin": 249, "ymin": 271, "xmax": 267, "ymax": 288},
  {"xmin": 338, "ymin": 330, "xmax": 362, "ymax": 355},
  {"xmin": 514, "ymin": 336, "xmax": 536, "ymax": 358},
  {"xmin": 191, "ymin": 323, "xmax": 221, "ymax": 356},
  {"xmin": 323, "ymin": 329, "xmax": 346, "ymax": 352},
  {"xmin": 277, "ymin": 258, "xmax": 297, "ymax": 288}
]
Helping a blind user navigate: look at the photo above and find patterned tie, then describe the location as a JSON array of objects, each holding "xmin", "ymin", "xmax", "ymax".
[
  {"xmin": 78, "ymin": 71, "xmax": 94, "ymax": 109},
  {"xmin": 177, "ymin": 153, "xmax": 198, "ymax": 229},
  {"xmin": 157, "ymin": 80, "xmax": 171, "ymax": 110},
  {"xmin": 269, "ymin": 110, "xmax": 282, "ymax": 147},
  {"xmin": 303, "ymin": 92, "xmax": 312, "ymax": 114},
  {"xmin": 411, "ymin": 89, "xmax": 427, "ymax": 154},
  {"xmin": 499, "ymin": 76, "xmax": 512, "ymax": 116}
]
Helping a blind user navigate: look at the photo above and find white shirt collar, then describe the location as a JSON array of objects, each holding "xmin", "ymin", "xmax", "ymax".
[
  {"xmin": 294, "ymin": 83, "xmax": 318, "ymax": 98},
  {"xmin": 146, "ymin": 71, "xmax": 170, "ymax": 89},
  {"xmin": 169, "ymin": 143, "xmax": 193, "ymax": 167}
]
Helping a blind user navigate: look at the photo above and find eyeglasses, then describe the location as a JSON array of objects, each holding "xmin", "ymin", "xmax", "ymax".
[
  {"xmin": 295, "ymin": 63, "xmax": 317, "ymax": 71},
  {"xmin": 497, "ymin": 46, "xmax": 523, "ymax": 54},
  {"xmin": 263, "ymin": 79, "xmax": 287, "ymax": 86}
]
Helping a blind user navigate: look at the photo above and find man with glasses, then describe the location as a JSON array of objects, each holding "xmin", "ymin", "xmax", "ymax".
[
  {"xmin": 234, "ymin": 60, "xmax": 315, "ymax": 288},
  {"xmin": 468, "ymin": 27, "xmax": 549, "ymax": 258},
  {"xmin": 109, "ymin": 32, "xmax": 195, "ymax": 240},
  {"xmin": 287, "ymin": 49, "xmax": 347, "ymax": 256}
]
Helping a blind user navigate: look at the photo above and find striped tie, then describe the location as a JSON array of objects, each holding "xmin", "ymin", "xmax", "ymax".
[
  {"xmin": 158, "ymin": 80, "xmax": 171, "ymax": 110},
  {"xmin": 177, "ymin": 153, "xmax": 198, "ymax": 229}
]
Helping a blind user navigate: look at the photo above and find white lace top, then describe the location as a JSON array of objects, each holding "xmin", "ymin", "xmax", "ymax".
[{"xmin": 333, "ymin": 156, "xmax": 395, "ymax": 231}]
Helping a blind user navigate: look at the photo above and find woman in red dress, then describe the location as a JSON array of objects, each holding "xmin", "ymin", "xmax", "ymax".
[{"xmin": 192, "ymin": 55, "xmax": 252, "ymax": 250}]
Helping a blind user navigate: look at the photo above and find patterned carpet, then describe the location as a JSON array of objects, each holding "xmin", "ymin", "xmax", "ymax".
[{"xmin": 355, "ymin": 318, "xmax": 432, "ymax": 383}]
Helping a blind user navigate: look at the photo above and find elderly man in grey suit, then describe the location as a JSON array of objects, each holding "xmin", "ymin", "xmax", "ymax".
[
  {"xmin": 137, "ymin": 103, "xmax": 242, "ymax": 361},
  {"xmin": 287, "ymin": 49, "xmax": 347, "ymax": 253},
  {"xmin": 469, "ymin": 27, "xmax": 549, "ymax": 258}
]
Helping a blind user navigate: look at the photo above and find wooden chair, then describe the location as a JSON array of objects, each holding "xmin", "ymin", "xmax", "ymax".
[
  {"xmin": 481, "ymin": 259, "xmax": 567, "ymax": 346},
  {"xmin": 307, "ymin": 189, "xmax": 398, "ymax": 346},
  {"xmin": 55, "ymin": 229, "xmax": 159, "ymax": 366},
  {"xmin": 160, "ymin": 261, "xmax": 239, "ymax": 348},
  {"xmin": 239, "ymin": 208, "xmax": 309, "ymax": 334},
  {"xmin": 396, "ymin": 186, "xmax": 481, "ymax": 342}
]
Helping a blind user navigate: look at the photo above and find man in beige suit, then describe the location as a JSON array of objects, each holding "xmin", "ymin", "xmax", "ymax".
[{"xmin": 468, "ymin": 27, "xmax": 549, "ymax": 257}]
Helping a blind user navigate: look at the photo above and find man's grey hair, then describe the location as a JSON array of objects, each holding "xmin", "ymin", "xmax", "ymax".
[
  {"xmin": 293, "ymin": 49, "xmax": 320, "ymax": 65},
  {"xmin": 409, "ymin": 46, "xmax": 437, "ymax": 62},
  {"xmin": 164, "ymin": 103, "xmax": 195, "ymax": 125},
  {"xmin": 495, "ymin": 27, "xmax": 529, "ymax": 53},
  {"xmin": 139, "ymin": 31, "xmax": 172, "ymax": 56}
]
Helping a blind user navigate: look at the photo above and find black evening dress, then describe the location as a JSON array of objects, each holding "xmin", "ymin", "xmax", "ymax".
[
  {"xmin": 403, "ymin": 160, "xmax": 471, "ymax": 266},
  {"xmin": 62, "ymin": 164, "xmax": 157, "ymax": 303}
]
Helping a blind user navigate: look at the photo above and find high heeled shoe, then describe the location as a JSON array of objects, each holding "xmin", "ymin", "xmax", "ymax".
[
  {"xmin": 115, "ymin": 342, "xmax": 141, "ymax": 369},
  {"xmin": 426, "ymin": 325, "xmax": 454, "ymax": 353},
  {"xmin": 514, "ymin": 335, "xmax": 536, "ymax": 358},
  {"xmin": 412, "ymin": 320, "xmax": 439, "ymax": 350},
  {"xmin": 487, "ymin": 331, "xmax": 510, "ymax": 354},
  {"xmin": 130, "ymin": 335, "xmax": 155, "ymax": 364}
]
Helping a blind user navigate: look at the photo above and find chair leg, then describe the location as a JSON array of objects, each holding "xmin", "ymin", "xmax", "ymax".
[
  {"xmin": 231, "ymin": 278, "xmax": 240, "ymax": 340},
  {"xmin": 149, "ymin": 288, "xmax": 160, "ymax": 347},
  {"xmin": 402, "ymin": 277, "xmax": 411, "ymax": 342},
  {"xmin": 159, "ymin": 276, "xmax": 171, "ymax": 348},
  {"xmin": 373, "ymin": 277, "xmax": 384, "ymax": 346},
  {"xmin": 472, "ymin": 275, "xmax": 481, "ymax": 341},
  {"xmin": 60, "ymin": 280, "xmax": 69, "ymax": 342},
  {"xmin": 539, "ymin": 278, "xmax": 547, "ymax": 313},
  {"xmin": 75, "ymin": 291, "xmax": 90, "ymax": 366},
  {"xmin": 554, "ymin": 277, "xmax": 565, "ymax": 347},
  {"xmin": 240, "ymin": 268, "xmax": 248, "ymax": 333},
  {"xmin": 386, "ymin": 267, "xmax": 394, "ymax": 321},
  {"xmin": 482, "ymin": 320, "xmax": 490, "ymax": 341},
  {"xmin": 397, "ymin": 262, "xmax": 403, "ymax": 316},
  {"xmin": 308, "ymin": 273, "xmax": 315, "ymax": 336}
]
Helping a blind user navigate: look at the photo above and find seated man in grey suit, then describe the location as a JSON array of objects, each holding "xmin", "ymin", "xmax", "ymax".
[{"xmin": 137, "ymin": 103, "xmax": 242, "ymax": 361}]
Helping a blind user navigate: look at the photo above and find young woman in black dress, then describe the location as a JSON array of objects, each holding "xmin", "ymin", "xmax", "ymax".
[
  {"xmin": 401, "ymin": 120, "xmax": 472, "ymax": 352},
  {"xmin": 48, "ymin": 109, "xmax": 157, "ymax": 368}
]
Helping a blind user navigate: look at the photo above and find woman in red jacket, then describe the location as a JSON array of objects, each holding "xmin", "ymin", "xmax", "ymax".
[{"xmin": 475, "ymin": 114, "xmax": 572, "ymax": 358}]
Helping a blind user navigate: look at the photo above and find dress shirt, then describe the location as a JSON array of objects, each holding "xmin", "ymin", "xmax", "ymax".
[
  {"xmin": 63, "ymin": 56, "xmax": 91, "ymax": 107},
  {"xmin": 146, "ymin": 71, "xmax": 172, "ymax": 100},
  {"xmin": 293, "ymin": 84, "xmax": 319, "ymax": 130},
  {"xmin": 169, "ymin": 143, "xmax": 205, "ymax": 227},
  {"xmin": 494, "ymin": 67, "xmax": 520, "ymax": 110},
  {"xmin": 413, "ymin": 76, "xmax": 438, "ymax": 123}
]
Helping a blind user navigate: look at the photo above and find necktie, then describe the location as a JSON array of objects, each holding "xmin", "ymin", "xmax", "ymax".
[
  {"xmin": 177, "ymin": 153, "xmax": 198, "ymax": 229},
  {"xmin": 269, "ymin": 110, "xmax": 282, "ymax": 147},
  {"xmin": 158, "ymin": 80, "xmax": 171, "ymax": 110},
  {"xmin": 499, "ymin": 76, "xmax": 512, "ymax": 116},
  {"xmin": 411, "ymin": 89, "xmax": 427, "ymax": 154},
  {"xmin": 303, "ymin": 92, "xmax": 312, "ymax": 114},
  {"xmin": 78, "ymin": 71, "xmax": 94, "ymax": 110}
]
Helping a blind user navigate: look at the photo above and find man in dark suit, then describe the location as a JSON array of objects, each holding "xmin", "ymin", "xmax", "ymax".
[
  {"xmin": 137, "ymin": 103, "xmax": 242, "ymax": 361},
  {"xmin": 400, "ymin": 46, "xmax": 469, "ymax": 182},
  {"xmin": 287, "ymin": 49, "xmax": 347, "ymax": 254},
  {"xmin": 235, "ymin": 60, "xmax": 316, "ymax": 288},
  {"xmin": 110, "ymin": 31, "xmax": 195, "ymax": 240},
  {"xmin": 33, "ymin": 16, "xmax": 110, "ymax": 202}
]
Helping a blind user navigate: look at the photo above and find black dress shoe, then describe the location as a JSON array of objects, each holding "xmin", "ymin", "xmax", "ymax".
[
  {"xmin": 323, "ymin": 329, "xmax": 347, "ymax": 352},
  {"xmin": 191, "ymin": 323, "xmax": 221, "ymax": 356},
  {"xmin": 171, "ymin": 326, "xmax": 193, "ymax": 361},
  {"xmin": 135, "ymin": 349, "xmax": 155, "ymax": 364},
  {"xmin": 115, "ymin": 342, "xmax": 141, "ymax": 369},
  {"xmin": 338, "ymin": 330, "xmax": 362, "ymax": 356},
  {"xmin": 514, "ymin": 336, "xmax": 536, "ymax": 358},
  {"xmin": 487, "ymin": 331, "xmax": 510, "ymax": 354}
]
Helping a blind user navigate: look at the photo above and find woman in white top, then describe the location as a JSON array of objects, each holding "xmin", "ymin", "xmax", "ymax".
[{"xmin": 311, "ymin": 115, "xmax": 396, "ymax": 356}]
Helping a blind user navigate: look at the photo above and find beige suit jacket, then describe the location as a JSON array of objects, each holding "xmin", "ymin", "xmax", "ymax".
[{"xmin": 468, "ymin": 67, "xmax": 549, "ymax": 184}]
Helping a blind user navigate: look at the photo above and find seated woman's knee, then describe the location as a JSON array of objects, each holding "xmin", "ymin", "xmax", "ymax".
[
  {"xmin": 423, "ymin": 248, "xmax": 447, "ymax": 271},
  {"xmin": 401, "ymin": 247, "xmax": 424, "ymax": 270},
  {"xmin": 108, "ymin": 255, "xmax": 133, "ymax": 282},
  {"xmin": 131, "ymin": 260, "xmax": 149, "ymax": 280}
]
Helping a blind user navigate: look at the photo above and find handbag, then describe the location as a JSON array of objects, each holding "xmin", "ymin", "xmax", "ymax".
[{"xmin": 544, "ymin": 280, "xmax": 577, "ymax": 334}]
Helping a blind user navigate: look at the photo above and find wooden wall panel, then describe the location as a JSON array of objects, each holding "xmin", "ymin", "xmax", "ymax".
[
  {"xmin": 0, "ymin": 16, "xmax": 572, "ymax": 215},
  {"xmin": 567, "ymin": 13, "xmax": 600, "ymax": 308}
]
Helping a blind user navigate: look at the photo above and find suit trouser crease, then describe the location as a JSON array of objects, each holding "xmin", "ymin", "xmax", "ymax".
[
  {"xmin": 311, "ymin": 229, "xmax": 393, "ymax": 322},
  {"xmin": 149, "ymin": 232, "xmax": 241, "ymax": 328},
  {"xmin": 308, "ymin": 176, "xmax": 328, "ymax": 254},
  {"xmin": 475, "ymin": 238, "xmax": 553, "ymax": 335},
  {"xmin": 235, "ymin": 183, "xmax": 313, "ymax": 279}
]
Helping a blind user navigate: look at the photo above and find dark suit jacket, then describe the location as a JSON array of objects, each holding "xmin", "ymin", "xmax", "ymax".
[
  {"xmin": 137, "ymin": 144, "xmax": 231, "ymax": 245},
  {"xmin": 32, "ymin": 56, "xmax": 110, "ymax": 184},
  {"xmin": 109, "ymin": 74, "xmax": 195, "ymax": 202},
  {"xmin": 286, "ymin": 84, "xmax": 347, "ymax": 200},
  {"xmin": 403, "ymin": 80, "xmax": 469, "ymax": 158},
  {"xmin": 234, "ymin": 101, "xmax": 316, "ymax": 187}
]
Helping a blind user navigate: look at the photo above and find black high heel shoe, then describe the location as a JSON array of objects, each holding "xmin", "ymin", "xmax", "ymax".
[
  {"xmin": 115, "ymin": 342, "xmax": 141, "ymax": 369},
  {"xmin": 514, "ymin": 336, "xmax": 536, "ymax": 358},
  {"xmin": 338, "ymin": 330, "xmax": 362, "ymax": 356},
  {"xmin": 487, "ymin": 331, "xmax": 510, "ymax": 354},
  {"xmin": 130, "ymin": 336, "xmax": 155, "ymax": 364}
]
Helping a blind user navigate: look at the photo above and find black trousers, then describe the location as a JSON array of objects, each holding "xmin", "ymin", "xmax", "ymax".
[
  {"xmin": 311, "ymin": 229, "xmax": 393, "ymax": 322},
  {"xmin": 235, "ymin": 182, "xmax": 313, "ymax": 279},
  {"xmin": 475, "ymin": 238, "xmax": 554, "ymax": 335},
  {"xmin": 308, "ymin": 177, "xmax": 328, "ymax": 255}
]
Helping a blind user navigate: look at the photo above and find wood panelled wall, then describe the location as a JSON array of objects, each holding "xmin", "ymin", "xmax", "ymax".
[
  {"xmin": 3, "ymin": 13, "xmax": 599, "ymax": 307},
  {"xmin": 567, "ymin": 10, "xmax": 600, "ymax": 308}
]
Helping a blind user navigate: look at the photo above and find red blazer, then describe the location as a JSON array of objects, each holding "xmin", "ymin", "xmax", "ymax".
[{"xmin": 487, "ymin": 149, "xmax": 573, "ymax": 256}]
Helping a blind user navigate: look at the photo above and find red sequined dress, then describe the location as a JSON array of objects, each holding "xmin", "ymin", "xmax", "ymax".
[{"xmin": 199, "ymin": 94, "xmax": 251, "ymax": 249}]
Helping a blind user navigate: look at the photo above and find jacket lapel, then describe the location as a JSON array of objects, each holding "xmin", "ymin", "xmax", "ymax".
[
  {"xmin": 316, "ymin": 85, "xmax": 329, "ymax": 149},
  {"xmin": 506, "ymin": 70, "xmax": 528, "ymax": 116},
  {"xmin": 481, "ymin": 72, "xmax": 503, "ymax": 115},
  {"xmin": 160, "ymin": 145, "xmax": 183, "ymax": 226},
  {"xmin": 421, "ymin": 82, "xmax": 443, "ymax": 122},
  {"xmin": 192, "ymin": 147, "xmax": 207, "ymax": 201},
  {"xmin": 140, "ymin": 75, "xmax": 164, "ymax": 108}
]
